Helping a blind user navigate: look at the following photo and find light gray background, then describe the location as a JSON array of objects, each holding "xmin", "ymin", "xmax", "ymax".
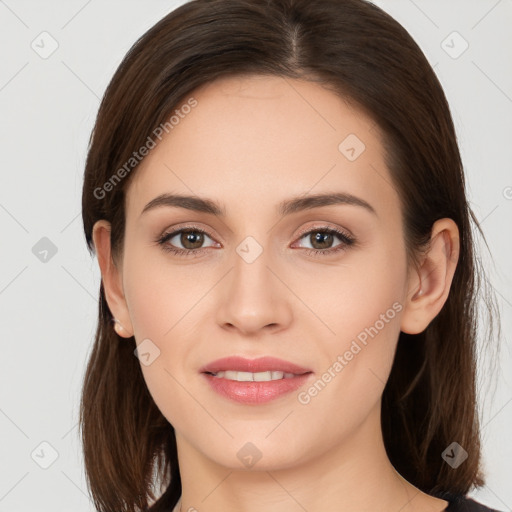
[{"xmin": 0, "ymin": 1, "xmax": 511, "ymax": 511}]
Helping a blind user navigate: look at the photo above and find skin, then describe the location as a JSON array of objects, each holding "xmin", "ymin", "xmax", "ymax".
[{"xmin": 93, "ymin": 75, "xmax": 459, "ymax": 512}]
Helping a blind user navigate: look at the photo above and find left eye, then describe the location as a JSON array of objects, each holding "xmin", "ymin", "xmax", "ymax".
[{"xmin": 294, "ymin": 228, "xmax": 354, "ymax": 252}]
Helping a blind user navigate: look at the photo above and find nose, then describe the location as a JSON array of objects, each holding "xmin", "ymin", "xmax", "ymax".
[{"xmin": 214, "ymin": 244, "xmax": 293, "ymax": 336}]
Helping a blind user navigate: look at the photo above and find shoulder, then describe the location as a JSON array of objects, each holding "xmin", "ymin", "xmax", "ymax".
[{"xmin": 436, "ymin": 491, "xmax": 504, "ymax": 512}]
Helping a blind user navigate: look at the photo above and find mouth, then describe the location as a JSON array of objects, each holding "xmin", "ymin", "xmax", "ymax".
[
  {"xmin": 205, "ymin": 370, "xmax": 304, "ymax": 381},
  {"xmin": 200, "ymin": 355, "xmax": 312, "ymax": 375},
  {"xmin": 200, "ymin": 356, "xmax": 313, "ymax": 404}
]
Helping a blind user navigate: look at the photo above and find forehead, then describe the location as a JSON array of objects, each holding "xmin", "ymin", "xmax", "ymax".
[{"xmin": 126, "ymin": 74, "xmax": 399, "ymax": 222}]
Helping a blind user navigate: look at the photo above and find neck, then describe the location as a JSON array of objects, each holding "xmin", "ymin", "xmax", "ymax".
[{"xmin": 172, "ymin": 404, "xmax": 445, "ymax": 512}]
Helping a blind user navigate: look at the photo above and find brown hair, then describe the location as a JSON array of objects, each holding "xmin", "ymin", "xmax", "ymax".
[{"xmin": 80, "ymin": 0, "xmax": 500, "ymax": 510}]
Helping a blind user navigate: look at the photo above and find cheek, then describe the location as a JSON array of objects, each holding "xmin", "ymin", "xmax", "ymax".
[
  {"xmin": 307, "ymin": 234, "xmax": 407, "ymax": 348},
  {"xmin": 304, "ymin": 238, "xmax": 407, "ymax": 405},
  {"xmin": 293, "ymin": 300, "xmax": 403, "ymax": 454},
  {"xmin": 122, "ymin": 242, "xmax": 206, "ymax": 340},
  {"xmin": 121, "ymin": 246, "xmax": 212, "ymax": 425},
  {"xmin": 306, "ymin": 297, "xmax": 403, "ymax": 401}
]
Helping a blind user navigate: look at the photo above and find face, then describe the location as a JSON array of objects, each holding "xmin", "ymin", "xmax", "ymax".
[{"xmin": 108, "ymin": 75, "xmax": 415, "ymax": 469}]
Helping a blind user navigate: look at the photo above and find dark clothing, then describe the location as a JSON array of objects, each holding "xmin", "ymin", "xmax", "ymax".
[
  {"xmin": 436, "ymin": 491, "xmax": 503, "ymax": 511},
  {"xmin": 149, "ymin": 491, "xmax": 504, "ymax": 511}
]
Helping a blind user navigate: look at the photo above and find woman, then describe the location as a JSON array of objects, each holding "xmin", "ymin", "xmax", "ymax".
[{"xmin": 80, "ymin": 0, "xmax": 502, "ymax": 511}]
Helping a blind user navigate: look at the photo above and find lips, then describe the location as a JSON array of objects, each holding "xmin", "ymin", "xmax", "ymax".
[
  {"xmin": 200, "ymin": 356, "xmax": 313, "ymax": 404},
  {"xmin": 199, "ymin": 356, "xmax": 312, "ymax": 375}
]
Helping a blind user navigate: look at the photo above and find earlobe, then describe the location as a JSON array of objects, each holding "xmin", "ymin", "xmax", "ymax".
[
  {"xmin": 92, "ymin": 220, "xmax": 134, "ymax": 338},
  {"xmin": 113, "ymin": 318, "xmax": 132, "ymax": 338},
  {"xmin": 400, "ymin": 218, "xmax": 460, "ymax": 335}
]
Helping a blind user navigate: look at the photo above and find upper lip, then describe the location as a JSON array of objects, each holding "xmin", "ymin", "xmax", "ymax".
[{"xmin": 200, "ymin": 356, "xmax": 312, "ymax": 375}]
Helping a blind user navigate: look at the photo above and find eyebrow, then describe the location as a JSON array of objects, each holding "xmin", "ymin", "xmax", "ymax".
[{"xmin": 140, "ymin": 191, "xmax": 377, "ymax": 218}]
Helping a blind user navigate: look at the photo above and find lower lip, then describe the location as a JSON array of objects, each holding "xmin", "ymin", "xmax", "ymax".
[{"xmin": 202, "ymin": 372, "xmax": 313, "ymax": 404}]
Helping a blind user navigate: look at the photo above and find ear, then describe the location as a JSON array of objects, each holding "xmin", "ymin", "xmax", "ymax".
[
  {"xmin": 400, "ymin": 218, "xmax": 460, "ymax": 334},
  {"xmin": 92, "ymin": 220, "xmax": 134, "ymax": 338}
]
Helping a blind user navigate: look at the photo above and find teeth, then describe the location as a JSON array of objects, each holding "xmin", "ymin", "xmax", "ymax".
[{"xmin": 212, "ymin": 371, "xmax": 298, "ymax": 381}]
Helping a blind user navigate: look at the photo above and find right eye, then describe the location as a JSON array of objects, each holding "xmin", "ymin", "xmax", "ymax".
[{"xmin": 156, "ymin": 226, "xmax": 219, "ymax": 256}]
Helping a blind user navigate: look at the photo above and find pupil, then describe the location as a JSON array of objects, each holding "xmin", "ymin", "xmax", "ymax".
[
  {"xmin": 313, "ymin": 232, "xmax": 332, "ymax": 249},
  {"xmin": 182, "ymin": 230, "xmax": 203, "ymax": 249}
]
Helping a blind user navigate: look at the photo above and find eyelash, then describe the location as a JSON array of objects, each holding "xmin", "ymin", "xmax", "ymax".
[{"xmin": 155, "ymin": 224, "xmax": 356, "ymax": 258}]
